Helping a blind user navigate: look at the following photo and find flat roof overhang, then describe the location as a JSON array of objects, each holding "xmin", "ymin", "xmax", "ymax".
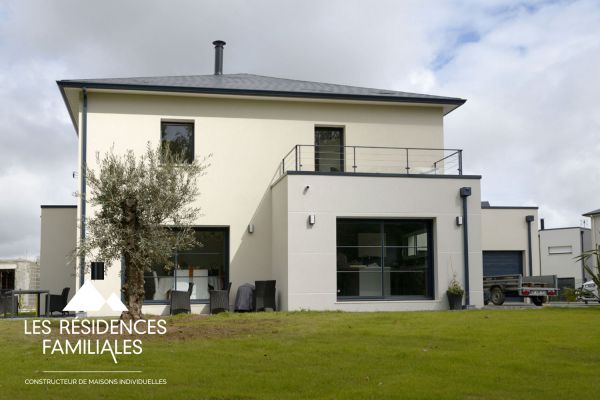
[
  {"xmin": 271, "ymin": 170, "xmax": 482, "ymax": 189},
  {"xmin": 57, "ymin": 81, "xmax": 466, "ymax": 134}
]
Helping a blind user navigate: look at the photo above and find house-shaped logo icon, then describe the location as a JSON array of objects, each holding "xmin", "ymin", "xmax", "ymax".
[{"xmin": 63, "ymin": 280, "xmax": 128, "ymax": 313}]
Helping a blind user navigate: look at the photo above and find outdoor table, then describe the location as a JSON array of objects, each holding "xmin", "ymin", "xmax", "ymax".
[{"xmin": 9, "ymin": 289, "xmax": 50, "ymax": 317}]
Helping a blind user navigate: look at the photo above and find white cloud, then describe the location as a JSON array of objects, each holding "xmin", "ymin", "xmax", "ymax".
[{"xmin": 0, "ymin": 0, "xmax": 599, "ymax": 256}]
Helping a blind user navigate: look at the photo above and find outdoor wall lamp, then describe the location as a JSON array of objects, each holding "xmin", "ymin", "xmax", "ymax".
[
  {"xmin": 248, "ymin": 224, "xmax": 255, "ymax": 234},
  {"xmin": 308, "ymin": 214, "xmax": 316, "ymax": 225}
]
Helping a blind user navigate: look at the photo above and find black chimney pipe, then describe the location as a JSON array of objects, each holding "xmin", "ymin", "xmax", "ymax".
[
  {"xmin": 213, "ymin": 40, "xmax": 226, "ymax": 75},
  {"xmin": 540, "ymin": 218, "xmax": 545, "ymax": 230}
]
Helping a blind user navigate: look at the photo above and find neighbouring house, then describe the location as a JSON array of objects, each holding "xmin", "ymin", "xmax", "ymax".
[
  {"xmin": 0, "ymin": 259, "xmax": 40, "ymax": 310},
  {"xmin": 582, "ymin": 208, "xmax": 600, "ymax": 271},
  {"xmin": 538, "ymin": 224, "xmax": 591, "ymax": 297},
  {"xmin": 480, "ymin": 202, "xmax": 540, "ymax": 303},
  {"xmin": 43, "ymin": 41, "xmax": 542, "ymax": 316},
  {"xmin": 583, "ymin": 208, "xmax": 600, "ymax": 251}
]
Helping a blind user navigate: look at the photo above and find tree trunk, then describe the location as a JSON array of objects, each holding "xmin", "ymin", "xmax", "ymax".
[
  {"xmin": 122, "ymin": 252, "xmax": 145, "ymax": 320},
  {"xmin": 121, "ymin": 198, "xmax": 145, "ymax": 320}
]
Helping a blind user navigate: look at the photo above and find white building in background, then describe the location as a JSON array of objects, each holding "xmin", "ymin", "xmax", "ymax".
[
  {"xmin": 40, "ymin": 41, "xmax": 541, "ymax": 315},
  {"xmin": 538, "ymin": 226, "xmax": 591, "ymax": 292},
  {"xmin": 0, "ymin": 259, "xmax": 40, "ymax": 310},
  {"xmin": 583, "ymin": 208, "xmax": 600, "ymax": 251}
]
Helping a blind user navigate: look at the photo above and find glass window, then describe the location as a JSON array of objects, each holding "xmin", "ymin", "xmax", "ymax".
[
  {"xmin": 315, "ymin": 127, "xmax": 344, "ymax": 172},
  {"xmin": 337, "ymin": 219, "xmax": 433, "ymax": 299},
  {"xmin": 144, "ymin": 228, "xmax": 228, "ymax": 302},
  {"xmin": 161, "ymin": 122, "xmax": 194, "ymax": 163}
]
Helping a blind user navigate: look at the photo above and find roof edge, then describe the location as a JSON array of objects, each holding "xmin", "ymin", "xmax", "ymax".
[
  {"xmin": 539, "ymin": 227, "xmax": 590, "ymax": 232},
  {"xmin": 57, "ymin": 81, "xmax": 79, "ymax": 134},
  {"xmin": 583, "ymin": 208, "xmax": 600, "ymax": 217},
  {"xmin": 482, "ymin": 206, "xmax": 539, "ymax": 210},
  {"xmin": 56, "ymin": 80, "xmax": 466, "ymax": 109}
]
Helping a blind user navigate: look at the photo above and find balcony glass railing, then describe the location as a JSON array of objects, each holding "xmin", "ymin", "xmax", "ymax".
[{"xmin": 274, "ymin": 145, "xmax": 463, "ymax": 181}]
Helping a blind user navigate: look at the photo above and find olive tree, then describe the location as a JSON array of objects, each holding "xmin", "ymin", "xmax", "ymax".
[{"xmin": 76, "ymin": 144, "xmax": 209, "ymax": 320}]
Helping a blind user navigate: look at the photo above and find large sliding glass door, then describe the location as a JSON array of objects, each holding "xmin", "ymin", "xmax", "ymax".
[
  {"xmin": 337, "ymin": 219, "xmax": 433, "ymax": 299},
  {"xmin": 144, "ymin": 227, "xmax": 229, "ymax": 303}
]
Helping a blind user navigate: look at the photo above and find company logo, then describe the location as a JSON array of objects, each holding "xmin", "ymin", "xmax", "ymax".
[
  {"xmin": 24, "ymin": 281, "xmax": 166, "ymax": 364},
  {"xmin": 63, "ymin": 280, "xmax": 128, "ymax": 313}
]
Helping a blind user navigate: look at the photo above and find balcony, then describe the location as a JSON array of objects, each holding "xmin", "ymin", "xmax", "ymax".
[{"xmin": 274, "ymin": 145, "xmax": 463, "ymax": 182}]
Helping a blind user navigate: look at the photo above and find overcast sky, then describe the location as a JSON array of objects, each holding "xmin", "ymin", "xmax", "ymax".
[{"xmin": 1, "ymin": 0, "xmax": 599, "ymax": 259}]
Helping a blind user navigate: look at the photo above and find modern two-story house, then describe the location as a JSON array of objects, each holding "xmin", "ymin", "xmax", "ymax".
[{"xmin": 41, "ymin": 41, "xmax": 543, "ymax": 316}]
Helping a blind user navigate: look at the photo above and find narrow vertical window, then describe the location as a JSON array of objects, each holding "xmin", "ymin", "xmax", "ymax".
[
  {"xmin": 91, "ymin": 262, "xmax": 105, "ymax": 280},
  {"xmin": 315, "ymin": 127, "xmax": 344, "ymax": 172},
  {"xmin": 161, "ymin": 122, "xmax": 194, "ymax": 163}
]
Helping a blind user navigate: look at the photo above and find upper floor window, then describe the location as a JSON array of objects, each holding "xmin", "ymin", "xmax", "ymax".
[
  {"xmin": 161, "ymin": 121, "xmax": 194, "ymax": 163},
  {"xmin": 315, "ymin": 126, "xmax": 344, "ymax": 172}
]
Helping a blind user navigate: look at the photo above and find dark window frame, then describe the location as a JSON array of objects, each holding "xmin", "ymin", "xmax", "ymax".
[
  {"xmin": 142, "ymin": 226, "xmax": 230, "ymax": 305},
  {"xmin": 91, "ymin": 262, "xmax": 105, "ymax": 280},
  {"xmin": 315, "ymin": 126, "xmax": 344, "ymax": 172},
  {"xmin": 160, "ymin": 121, "xmax": 195, "ymax": 163},
  {"xmin": 336, "ymin": 218, "xmax": 434, "ymax": 301}
]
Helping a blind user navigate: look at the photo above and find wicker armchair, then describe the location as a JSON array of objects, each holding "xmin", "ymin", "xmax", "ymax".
[
  {"xmin": 209, "ymin": 282, "xmax": 232, "ymax": 314},
  {"xmin": 170, "ymin": 282, "xmax": 194, "ymax": 315},
  {"xmin": 48, "ymin": 287, "xmax": 70, "ymax": 316},
  {"xmin": 254, "ymin": 280, "xmax": 276, "ymax": 311}
]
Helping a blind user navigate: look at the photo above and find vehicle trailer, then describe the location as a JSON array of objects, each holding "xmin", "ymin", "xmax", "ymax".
[{"xmin": 483, "ymin": 274, "xmax": 558, "ymax": 306}]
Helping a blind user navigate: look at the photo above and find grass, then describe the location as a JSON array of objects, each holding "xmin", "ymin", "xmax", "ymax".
[{"xmin": 0, "ymin": 308, "xmax": 598, "ymax": 399}]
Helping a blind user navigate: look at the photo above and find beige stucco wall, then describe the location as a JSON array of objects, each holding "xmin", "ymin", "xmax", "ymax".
[
  {"xmin": 590, "ymin": 215, "xmax": 600, "ymax": 250},
  {"xmin": 75, "ymin": 91, "xmax": 445, "ymax": 313},
  {"xmin": 538, "ymin": 228, "xmax": 589, "ymax": 286},
  {"xmin": 481, "ymin": 208, "xmax": 540, "ymax": 276},
  {"xmin": 271, "ymin": 177, "xmax": 288, "ymax": 311},
  {"xmin": 40, "ymin": 207, "xmax": 77, "ymax": 304},
  {"xmin": 272, "ymin": 174, "xmax": 483, "ymax": 311}
]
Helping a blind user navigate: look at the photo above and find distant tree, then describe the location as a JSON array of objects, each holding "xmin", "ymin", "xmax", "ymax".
[{"xmin": 76, "ymin": 144, "xmax": 209, "ymax": 320}]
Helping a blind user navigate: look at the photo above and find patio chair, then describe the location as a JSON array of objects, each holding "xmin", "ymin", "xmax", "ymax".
[
  {"xmin": 254, "ymin": 280, "xmax": 276, "ymax": 311},
  {"xmin": 0, "ymin": 290, "xmax": 16, "ymax": 317},
  {"xmin": 170, "ymin": 282, "xmax": 194, "ymax": 315},
  {"xmin": 47, "ymin": 287, "xmax": 70, "ymax": 316},
  {"xmin": 209, "ymin": 282, "xmax": 232, "ymax": 314},
  {"xmin": 234, "ymin": 283, "xmax": 254, "ymax": 312}
]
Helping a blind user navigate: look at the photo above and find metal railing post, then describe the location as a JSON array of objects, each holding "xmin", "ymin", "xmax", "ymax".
[
  {"xmin": 405, "ymin": 148, "xmax": 410, "ymax": 174},
  {"xmin": 458, "ymin": 150, "xmax": 463, "ymax": 175},
  {"xmin": 353, "ymin": 146, "xmax": 357, "ymax": 172},
  {"xmin": 295, "ymin": 145, "xmax": 298, "ymax": 171},
  {"xmin": 281, "ymin": 158, "xmax": 285, "ymax": 175},
  {"xmin": 299, "ymin": 145, "xmax": 302, "ymax": 171},
  {"xmin": 433, "ymin": 161, "xmax": 437, "ymax": 175}
]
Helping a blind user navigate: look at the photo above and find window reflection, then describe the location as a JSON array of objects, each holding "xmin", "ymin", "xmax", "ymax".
[
  {"xmin": 337, "ymin": 219, "xmax": 432, "ymax": 299},
  {"xmin": 144, "ymin": 228, "xmax": 228, "ymax": 302}
]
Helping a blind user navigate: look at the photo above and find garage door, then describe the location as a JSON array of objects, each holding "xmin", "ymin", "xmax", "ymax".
[
  {"xmin": 483, "ymin": 251, "xmax": 524, "ymax": 302},
  {"xmin": 483, "ymin": 251, "xmax": 523, "ymax": 276}
]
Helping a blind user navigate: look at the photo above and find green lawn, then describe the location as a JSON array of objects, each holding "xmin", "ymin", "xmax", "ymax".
[{"xmin": 0, "ymin": 308, "xmax": 598, "ymax": 399}]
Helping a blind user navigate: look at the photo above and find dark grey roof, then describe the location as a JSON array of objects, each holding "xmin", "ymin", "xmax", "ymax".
[
  {"xmin": 583, "ymin": 208, "xmax": 600, "ymax": 216},
  {"xmin": 481, "ymin": 204, "xmax": 538, "ymax": 210},
  {"xmin": 57, "ymin": 73, "xmax": 465, "ymax": 111}
]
